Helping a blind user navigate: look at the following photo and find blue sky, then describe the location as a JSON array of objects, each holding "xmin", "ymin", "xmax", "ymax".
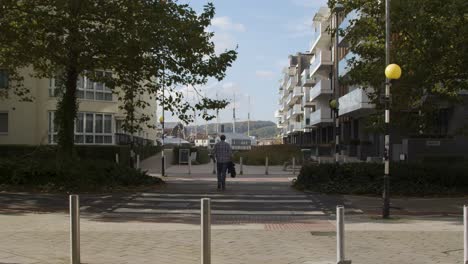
[{"xmin": 169, "ymin": 0, "xmax": 329, "ymax": 125}]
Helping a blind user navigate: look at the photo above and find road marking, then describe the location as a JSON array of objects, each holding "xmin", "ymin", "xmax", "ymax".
[
  {"xmin": 133, "ymin": 198, "xmax": 312, "ymax": 203},
  {"xmin": 114, "ymin": 208, "xmax": 325, "ymax": 215},
  {"xmin": 140, "ymin": 193, "xmax": 308, "ymax": 198}
]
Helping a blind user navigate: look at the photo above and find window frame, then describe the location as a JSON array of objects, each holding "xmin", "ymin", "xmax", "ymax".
[
  {"xmin": 0, "ymin": 69, "xmax": 9, "ymax": 90},
  {"xmin": 49, "ymin": 71, "xmax": 113, "ymax": 101},
  {"xmin": 0, "ymin": 111, "xmax": 8, "ymax": 135}
]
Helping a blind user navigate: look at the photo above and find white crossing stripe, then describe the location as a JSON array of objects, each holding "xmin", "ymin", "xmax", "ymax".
[
  {"xmin": 114, "ymin": 208, "xmax": 324, "ymax": 215},
  {"xmin": 133, "ymin": 198, "xmax": 312, "ymax": 203},
  {"xmin": 140, "ymin": 193, "xmax": 308, "ymax": 198}
]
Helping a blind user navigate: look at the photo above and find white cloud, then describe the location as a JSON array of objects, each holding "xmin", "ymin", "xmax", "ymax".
[
  {"xmin": 212, "ymin": 32, "xmax": 237, "ymax": 54},
  {"xmin": 211, "ymin": 16, "xmax": 246, "ymax": 32},
  {"xmin": 255, "ymin": 70, "xmax": 275, "ymax": 79},
  {"xmin": 286, "ymin": 17, "xmax": 314, "ymax": 38}
]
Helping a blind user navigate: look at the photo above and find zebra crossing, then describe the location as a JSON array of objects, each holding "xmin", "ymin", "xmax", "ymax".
[{"xmin": 110, "ymin": 190, "xmax": 327, "ymax": 220}]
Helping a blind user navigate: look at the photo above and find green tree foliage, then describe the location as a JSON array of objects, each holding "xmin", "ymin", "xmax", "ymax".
[
  {"xmin": 0, "ymin": 1, "xmax": 237, "ymax": 158},
  {"xmin": 328, "ymin": 0, "xmax": 468, "ymax": 133}
]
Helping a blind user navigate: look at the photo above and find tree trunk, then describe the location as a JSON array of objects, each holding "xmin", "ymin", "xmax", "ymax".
[{"xmin": 56, "ymin": 65, "xmax": 79, "ymax": 159}]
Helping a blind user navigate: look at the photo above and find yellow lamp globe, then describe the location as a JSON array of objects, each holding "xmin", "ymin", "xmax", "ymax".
[
  {"xmin": 385, "ymin": 64, "xmax": 402, "ymax": 80},
  {"xmin": 159, "ymin": 116, "xmax": 164, "ymax": 123},
  {"xmin": 329, "ymin": 99, "xmax": 338, "ymax": 109}
]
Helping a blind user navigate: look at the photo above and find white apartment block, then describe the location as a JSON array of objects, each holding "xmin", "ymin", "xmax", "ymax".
[
  {"xmin": 276, "ymin": 7, "xmax": 468, "ymax": 162},
  {"xmin": 0, "ymin": 68, "xmax": 157, "ymax": 146}
]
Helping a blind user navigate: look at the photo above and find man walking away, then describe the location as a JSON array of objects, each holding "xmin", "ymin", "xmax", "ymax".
[{"xmin": 212, "ymin": 134, "xmax": 232, "ymax": 190}]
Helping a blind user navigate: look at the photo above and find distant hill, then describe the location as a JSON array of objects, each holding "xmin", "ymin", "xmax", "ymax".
[{"xmin": 186, "ymin": 121, "xmax": 279, "ymax": 138}]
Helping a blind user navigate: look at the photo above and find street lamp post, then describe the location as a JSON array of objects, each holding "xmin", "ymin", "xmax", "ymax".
[
  {"xmin": 333, "ymin": 3, "xmax": 344, "ymax": 163},
  {"xmin": 160, "ymin": 62, "xmax": 166, "ymax": 177},
  {"xmin": 383, "ymin": 63, "xmax": 401, "ymax": 218}
]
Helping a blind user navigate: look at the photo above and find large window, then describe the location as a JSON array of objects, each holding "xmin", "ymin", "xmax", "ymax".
[
  {"xmin": 0, "ymin": 112, "xmax": 8, "ymax": 134},
  {"xmin": 49, "ymin": 71, "xmax": 113, "ymax": 101},
  {"xmin": 0, "ymin": 69, "xmax": 8, "ymax": 89},
  {"xmin": 48, "ymin": 111, "xmax": 113, "ymax": 144}
]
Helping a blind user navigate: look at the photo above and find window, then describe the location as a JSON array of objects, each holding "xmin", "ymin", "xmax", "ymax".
[
  {"xmin": 49, "ymin": 111, "xmax": 113, "ymax": 144},
  {"xmin": 49, "ymin": 71, "xmax": 113, "ymax": 101},
  {"xmin": 0, "ymin": 69, "xmax": 9, "ymax": 89},
  {"xmin": 0, "ymin": 112, "xmax": 8, "ymax": 134}
]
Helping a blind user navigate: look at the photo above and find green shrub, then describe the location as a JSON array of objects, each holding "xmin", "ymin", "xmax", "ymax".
[
  {"xmin": 233, "ymin": 145, "xmax": 301, "ymax": 165},
  {"xmin": 294, "ymin": 162, "xmax": 468, "ymax": 196},
  {"xmin": 0, "ymin": 157, "xmax": 163, "ymax": 192}
]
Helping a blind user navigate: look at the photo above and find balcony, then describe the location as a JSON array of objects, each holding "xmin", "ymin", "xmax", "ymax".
[
  {"xmin": 338, "ymin": 10, "xmax": 361, "ymax": 47},
  {"xmin": 309, "ymin": 23, "xmax": 322, "ymax": 52},
  {"xmin": 292, "ymin": 122, "xmax": 304, "ymax": 132},
  {"xmin": 338, "ymin": 87, "xmax": 375, "ymax": 117},
  {"xmin": 301, "ymin": 69, "xmax": 316, "ymax": 87},
  {"xmin": 287, "ymin": 75, "xmax": 298, "ymax": 91},
  {"xmin": 286, "ymin": 92, "xmax": 294, "ymax": 106},
  {"xmin": 274, "ymin": 110, "xmax": 282, "ymax": 118},
  {"xmin": 309, "ymin": 108, "xmax": 333, "ymax": 126},
  {"xmin": 339, "ymin": 52, "xmax": 359, "ymax": 78},
  {"xmin": 309, "ymin": 79, "xmax": 332, "ymax": 101},
  {"xmin": 292, "ymin": 86, "xmax": 303, "ymax": 99},
  {"xmin": 292, "ymin": 104, "xmax": 303, "ymax": 116},
  {"xmin": 309, "ymin": 49, "xmax": 333, "ymax": 77}
]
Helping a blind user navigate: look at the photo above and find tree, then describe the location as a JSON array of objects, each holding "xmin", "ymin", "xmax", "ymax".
[
  {"xmin": 0, "ymin": 0, "xmax": 237, "ymax": 158},
  {"xmin": 328, "ymin": 0, "xmax": 468, "ymax": 133}
]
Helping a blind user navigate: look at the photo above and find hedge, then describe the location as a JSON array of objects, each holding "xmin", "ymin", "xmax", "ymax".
[
  {"xmin": 172, "ymin": 146, "xmax": 211, "ymax": 165},
  {"xmin": 233, "ymin": 145, "xmax": 302, "ymax": 165},
  {"xmin": 0, "ymin": 157, "xmax": 164, "ymax": 192},
  {"xmin": 293, "ymin": 162, "xmax": 468, "ymax": 196},
  {"xmin": 0, "ymin": 144, "xmax": 161, "ymax": 165}
]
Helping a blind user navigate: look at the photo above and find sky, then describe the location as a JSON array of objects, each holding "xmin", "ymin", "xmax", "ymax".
[{"xmin": 166, "ymin": 0, "xmax": 329, "ymax": 125}]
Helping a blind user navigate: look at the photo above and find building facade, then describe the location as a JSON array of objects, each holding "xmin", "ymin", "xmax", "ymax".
[
  {"xmin": 276, "ymin": 6, "xmax": 468, "ymax": 162},
  {"xmin": 0, "ymin": 68, "xmax": 157, "ymax": 146}
]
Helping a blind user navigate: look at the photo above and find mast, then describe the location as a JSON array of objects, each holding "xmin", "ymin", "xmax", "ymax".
[
  {"xmin": 248, "ymin": 95, "xmax": 251, "ymax": 137},
  {"xmin": 233, "ymin": 93, "xmax": 236, "ymax": 133},
  {"xmin": 216, "ymin": 92, "xmax": 220, "ymax": 134}
]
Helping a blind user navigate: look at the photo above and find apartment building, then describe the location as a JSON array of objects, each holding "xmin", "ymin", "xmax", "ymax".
[
  {"xmin": 276, "ymin": 6, "xmax": 468, "ymax": 162},
  {"xmin": 0, "ymin": 68, "xmax": 157, "ymax": 146}
]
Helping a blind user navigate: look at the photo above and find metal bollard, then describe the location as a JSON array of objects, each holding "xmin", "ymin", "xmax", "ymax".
[
  {"xmin": 201, "ymin": 198, "xmax": 211, "ymax": 264},
  {"xmin": 292, "ymin": 157, "xmax": 296, "ymax": 175},
  {"xmin": 240, "ymin": 157, "xmax": 244, "ymax": 175},
  {"xmin": 265, "ymin": 156, "xmax": 269, "ymax": 175},
  {"xmin": 188, "ymin": 158, "xmax": 192, "ymax": 175},
  {"xmin": 115, "ymin": 153, "xmax": 119, "ymax": 164},
  {"xmin": 212, "ymin": 159, "xmax": 216, "ymax": 175},
  {"xmin": 336, "ymin": 206, "xmax": 351, "ymax": 264},
  {"xmin": 464, "ymin": 205, "xmax": 468, "ymax": 264},
  {"xmin": 136, "ymin": 154, "xmax": 140, "ymax": 169},
  {"xmin": 70, "ymin": 195, "xmax": 80, "ymax": 264}
]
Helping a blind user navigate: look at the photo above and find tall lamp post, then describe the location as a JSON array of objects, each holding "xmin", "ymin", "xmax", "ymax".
[
  {"xmin": 382, "ymin": 63, "xmax": 401, "ymax": 218},
  {"xmin": 333, "ymin": 3, "xmax": 344, "ymax": 163}
]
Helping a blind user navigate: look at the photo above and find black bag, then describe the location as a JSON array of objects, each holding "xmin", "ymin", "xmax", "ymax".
[{"xmin": 228, "ymin": 162, "xmax": 236, "ymax": 178}]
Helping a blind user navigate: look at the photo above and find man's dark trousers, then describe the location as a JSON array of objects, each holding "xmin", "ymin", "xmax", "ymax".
[{"xmin": 216, "ymin": 162, "xmax": 229, "ymax": 189}]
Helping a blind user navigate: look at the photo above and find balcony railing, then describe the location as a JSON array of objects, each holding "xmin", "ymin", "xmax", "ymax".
[
  {"xmin": 339, "ymin": 52, "xmax": 360, "ymax": 78},
  {"xmin": 309, "ymin": 79, "xmax": 332, "ymax": 101},
  {"xmin": 292, "ymin": 86, "xmax": 303, "ymax": 98},
  {"xmin": 292, "ymin": 104, "xmax": 303, "ymax": 116},
  {"xmin": 338, "ymin": 10, "xmax": 361, "ymax": 45},
  {"xmin": 293, "ymin": 122, "xmax": 304, "ymax": 132},
  {"xmin": 338, "ymin": 87, "xmax": 375, "ymax": 116},
  {"xmin": 309, "ymin": 49, "xmax": 333, "ymax": 77},
  {"xmin": 301, "ymin": 69, "xmax": 316, "ymax": 87},
  {"xmin": 309, "ymin": 23, "xmax": 322, "ymax": 52},
  {"xmin": 309, "ymin": 108, "xmax": 333, "ymax": 126}
]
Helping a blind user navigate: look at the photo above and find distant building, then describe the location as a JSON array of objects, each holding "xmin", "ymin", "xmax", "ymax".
[{"xmin": 219, "ymin": 133, "xmax": 252, "ymax": 151}]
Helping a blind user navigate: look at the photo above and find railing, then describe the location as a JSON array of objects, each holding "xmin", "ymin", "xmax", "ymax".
[
  {"xmin": 309, "ymin": 108, "xmax": 333, "ymax": 126},
  {"xmin": 309, "ymin": 49, "xmax": 332, "ymax": 76},
  {"xmin": 309, "ymin": 22, "xmax": 322, "ymax": 52},
  {"xmin": 338, "ymin": 10, "xmax": 361, "ymax": 44},
  {"xmin": 292, "ymin": 104, "xmax": 303, "ymax": 115},
  {"xmin": 338, "ymin": 87, "xmax": 374, "ymax": 116},
  {"xmin": 115, "ymin": 133, "xmax": 154, "ymax": 146},
  {"xmin": 292, "ymin": 86, "xmax": 303, "ymax": 98},
  {"xmin": 310, "ymin": 79, "xmax": 332, "ymax": 101},
  {"xmin": 339, "ymin": 52, "xmax": 360, "ymax": 78}
]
